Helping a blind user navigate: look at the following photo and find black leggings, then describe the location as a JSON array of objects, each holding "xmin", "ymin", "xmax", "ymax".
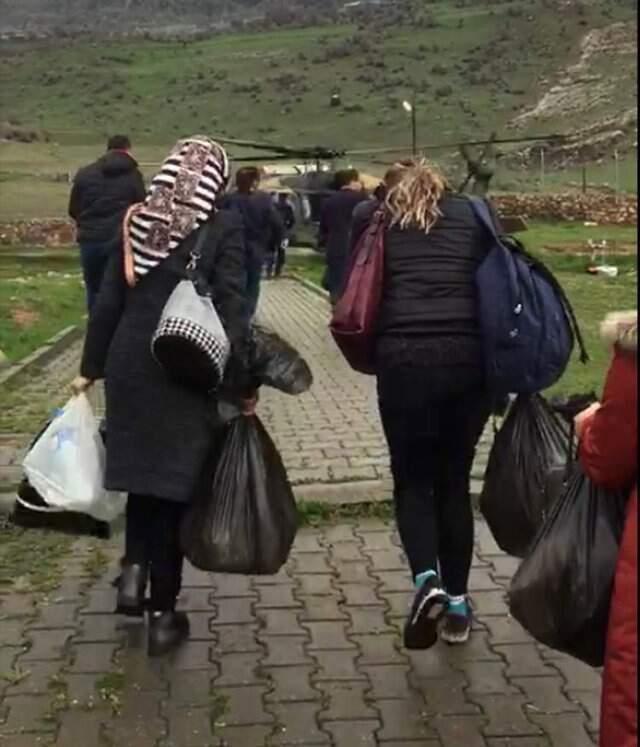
[
  {"xmin": 125, "ymin": 494, "xmax": 187, "ymax": 612},
  {"xmin": 377, "ymin": 365, "xmax": 491, "ymax": 597}
]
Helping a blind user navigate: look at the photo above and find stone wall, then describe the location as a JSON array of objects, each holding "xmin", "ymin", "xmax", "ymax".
[
  {"xmin": 493, "ymin": 192, "xmax": 637, "ymax": 226},
  {"xmin": 0, "ymin": 219, "xmax": 76, "ymax": 247},
  {"xmin": 0, "ymin": 191, "xmax": 636, "ymax": 248}
]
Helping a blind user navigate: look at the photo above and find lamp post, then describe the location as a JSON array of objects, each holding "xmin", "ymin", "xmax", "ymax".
[{"xmin": 402, "ymin": 96, "xmax": 417, "ymax": 156}]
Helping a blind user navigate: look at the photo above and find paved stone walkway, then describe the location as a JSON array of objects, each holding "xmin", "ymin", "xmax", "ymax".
[{"xmin": 0, "ymin": 279, "xmax": 601, "ymax": 746}]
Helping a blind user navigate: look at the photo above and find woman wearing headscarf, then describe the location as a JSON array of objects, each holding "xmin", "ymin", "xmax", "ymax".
[
  {"xmin": 575, "ymin": 311, "xmax": 637, "ymax": 747},
  {"xmin": 373, "ymin": 159, "xmax": 496, "ymax": 650},
  {"xmin": 72, "ymin": 136, "xmax": 254, "ymax": 656}
]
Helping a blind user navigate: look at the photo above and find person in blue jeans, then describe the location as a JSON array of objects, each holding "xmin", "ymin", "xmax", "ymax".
[{"xmin": 69, "ymin": 135, "xmax": 146, "ymax": 311}]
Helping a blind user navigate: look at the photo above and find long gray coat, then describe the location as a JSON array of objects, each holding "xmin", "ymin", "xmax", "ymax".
[{"xmin": 80, "ymin": 210, "xmax": 251, "ymax": 503}]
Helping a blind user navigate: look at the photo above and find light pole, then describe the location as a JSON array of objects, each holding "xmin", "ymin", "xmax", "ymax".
[{"xmin": 402, "ymin": 96, "xmax": 417, "ymax": 156}]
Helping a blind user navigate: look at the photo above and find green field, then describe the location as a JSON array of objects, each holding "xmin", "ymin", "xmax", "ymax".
[{"xmin": 0, "ymin": 0, "xmax": 636, "ymax": 221}]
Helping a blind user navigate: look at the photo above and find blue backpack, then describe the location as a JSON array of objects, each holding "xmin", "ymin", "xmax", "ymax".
[{"xmin": 470, "ymin": 197, "xmax": 588, "ymax": 395}]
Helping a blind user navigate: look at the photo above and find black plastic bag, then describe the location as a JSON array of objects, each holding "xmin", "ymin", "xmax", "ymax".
[
  {"xmin": 508, "ymin": 466, "xmax": 627, "ymax": 667},
  {"xmin": 251, "ymin": 325, "xmax": 313, "ymax": 395},
  {"xmin": 480, "ymin": 394, "xmax": 570, "ymax": 557},
  {"xmin": 181, "ymin": 415, "xmax": 298, "ymax": 575}
]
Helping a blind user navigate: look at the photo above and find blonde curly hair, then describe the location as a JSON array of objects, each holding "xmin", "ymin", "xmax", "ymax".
[{"xmin": 385, "ymin": 158, "xmax": 448, "ymax": 233}]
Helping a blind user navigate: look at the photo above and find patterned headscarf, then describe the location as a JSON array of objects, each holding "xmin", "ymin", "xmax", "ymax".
[{"xmin": 123, "ymin": 135, "xmax": 229, "ymax": 287}]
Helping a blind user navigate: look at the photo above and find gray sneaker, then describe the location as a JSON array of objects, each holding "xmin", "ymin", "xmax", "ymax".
[{"xmin": 440, "ymin": 601, "xmax": 472, "ymax": 645}]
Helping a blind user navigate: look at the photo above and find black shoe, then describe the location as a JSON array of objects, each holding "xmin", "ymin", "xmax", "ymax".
[
  {"xmin": 116, "ymin": 564, "xmax": 148, "ymax": 617},
  {"xmin": 403, "ymin": 575, "xmax": 448, "ymax": 650},
  {"xmin": 148, "ymin": 611, "xmax": 190, "ymax": 657}
]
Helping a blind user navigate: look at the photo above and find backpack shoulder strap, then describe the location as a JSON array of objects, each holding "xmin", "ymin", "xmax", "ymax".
[{"xmin": 466, "ymin": 195, "xmax": 500, "ymax": 240}]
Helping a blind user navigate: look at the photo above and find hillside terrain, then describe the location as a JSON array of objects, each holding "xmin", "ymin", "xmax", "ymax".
[{"xmin": 0, "ymin": 0, "xmax": 636, "ymax": 216}]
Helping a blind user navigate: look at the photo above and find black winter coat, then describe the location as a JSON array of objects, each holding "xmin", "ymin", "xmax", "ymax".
[
  {"xmin": 376, "ymin": 193, "xmax": 493, "ymax": 366},
  {"xmin": 220, "ymin": 191, "xmax": 284, "ymax": 268},
  {"xmin": 80, "ymin": 210, "xmax": 252, "ymax": 503},
  {"xmin": 318, "ymin": 188, "xmax": 368, "ymax": 298},
  {"xmin": 69, "ymin": 151, "xmax": 146, "ymax": 245}
]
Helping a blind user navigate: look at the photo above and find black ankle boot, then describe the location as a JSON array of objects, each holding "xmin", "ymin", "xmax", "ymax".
[
  {"xmin": 116, "ymin": 563, "xmax": 148, "ymax": 617},
  {"xmin": 148, "ymin": 611, "xmax": 190, "ymax": 657}
]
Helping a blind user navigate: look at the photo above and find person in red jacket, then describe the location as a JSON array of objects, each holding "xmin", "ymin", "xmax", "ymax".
[{"xmin": 575, "ymin": 310, "xmax": 637, "ymax": 747}]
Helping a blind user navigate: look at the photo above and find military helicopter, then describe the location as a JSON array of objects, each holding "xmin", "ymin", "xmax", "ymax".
[{"xmin": 212, "ymin": 131, "xmax": 568, "ymax": 234}]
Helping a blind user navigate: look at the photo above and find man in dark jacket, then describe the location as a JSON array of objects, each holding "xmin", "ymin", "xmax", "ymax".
[
  {"xmin": 220, "ymin": 168, "xmax": 284, "ymax": 317},
  {"xmin": 318, "ymin": 169, "xmax": 367, "ymax": 304},
  {"xmin": 69, "ymin": 135, "xmax": 145, "ymax": 310}
]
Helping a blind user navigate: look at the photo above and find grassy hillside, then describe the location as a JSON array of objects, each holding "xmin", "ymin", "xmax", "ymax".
[{"xmin": 0, "ymin": 0, "xmax": 636, "ymax": 220}]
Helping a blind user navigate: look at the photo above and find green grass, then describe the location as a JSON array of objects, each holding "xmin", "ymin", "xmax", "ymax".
[
  {"xmin": 0, "ymin": 522, "xmax": 74, "ymax": 593},
  {"xmin": 0, "ymin": 250, "xmax": 85, "ymax": 364}
]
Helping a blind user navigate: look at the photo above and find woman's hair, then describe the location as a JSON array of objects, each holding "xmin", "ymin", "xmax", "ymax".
[{"xmin": 385, "ymin": 159, "xmax": 448, "ymax": 233}]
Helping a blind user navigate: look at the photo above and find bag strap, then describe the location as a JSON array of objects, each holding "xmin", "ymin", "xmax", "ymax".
[
  {"xmin": 185, "ymin": 222, "xmax": 213, "ymax": 275},
  {"xmin": 467, "ymin": 196, "xmax": 500, "ymax": 241}
]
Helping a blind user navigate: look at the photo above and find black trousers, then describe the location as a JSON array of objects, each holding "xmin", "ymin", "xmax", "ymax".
[
  {"xmin": 377, "ymin": 364, "xmax": 491, "ymax": 596},
  {"xmin": 125, "ymin": 494, "xmax": 187, "ymax": 612}
]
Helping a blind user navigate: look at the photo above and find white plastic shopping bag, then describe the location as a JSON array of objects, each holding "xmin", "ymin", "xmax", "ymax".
[{"xmin": 22, "ymin": 394, "xmax": 125, "ymax": 522}]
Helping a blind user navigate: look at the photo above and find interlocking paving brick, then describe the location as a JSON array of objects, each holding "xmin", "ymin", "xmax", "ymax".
[
  {"xmin": 212, "ymin": 625, "xmax": 262, "ymax": 655},
  {"xmin": 210, "ymin": 598, "xmax": 255, "ymax": 626},
  {"xmin": 418, "ymin": 674, "xmax": 482, "ymax": 717},
  {"xmin": 22, "ymin": 630, "xmax": 72, "ymax": 662},
  {"xmin": 323, "ymin": 719, "xmax": 380, "ymax": 746},
  {"xmin": 4, "ymin": 662, "xmax": 61, "ymax": 697},
  {"xmin": 262, "ymin": 637, "xmax": 312, "ymax": 668},
  {"xmin": 0, "ymin": 594, "xmax": 37, "ymax": 619},
  {"xmin": 292, "ymin": 553, "xmax": 332, "ymax": 575},
  {"xmin": 74, "ymin": 613, "xmax": 128, "ymax": 643},
  {"xmin": 432, "ymin": 714, "xmax": 489, "ymax": 746},
  {"xmin": 567, "ymin": 689, "xmax": 601, "ymax": 732},
  {"xmin": 470, "ymin": 590, "xmax": 510, "ymax": 617},
  {"xmin": 372, "ymin": 571, "xmax": 414, "ymax": 593},
  {"xmin": 360, "ymin": 665, "xmax": 410, "ymax": 700},
  {"xmin": 310, "ymin": 651, "xmax": 368, "ymax": 682},
  {"xmin": 473, "ymin": 694, "xmax": 544, "ymax": 737},
  {"xmin": 341, "ymin": 583, "xmax": 383, "ymax": 607},
  {"xmin": 350, "ymin": 634, "xmax": 406, "ymax": 666},
  {"xmin": 293, "ymin": 531, "xmax": 325, "ymax": 553},
  {"xmin": 255, "ymin": 585, "xmax": 300, "ymax": 610},
  {"xmin": 213, "ymin": 686, "xmax": 273, "ymax": 727},
  {"xmin": 548, "ymin": 658, "xmax": 602, "ymax": 691},
  {"xmin": 328, "ymin": 542, "xmax": 365, "ymax": 563},
  {"xmin": 457, "ymin": 661, "xmax": 519, "ymax": 696},
  {"xmin": 29, "ymin": 603, "xmax": 78, "ymax": 631},
  {"xmin": 111, "ymin": 690, "xmax": 167, "ymax": 745},
  {"xmin": 363, "ymin": 549, "xmax": 406, "ymax": 572},
  {"xmin": 330, "ymin": 560, "xmax": 371, "ymax": 584},
  {"xmin": 375, "ymin": 697, "xmax": 438, "ymax": 741},
  {"xmin": 54, "ymin": 709, "xmax": 107, "ymax": 746},
  {"xmin": 527, "ymin": 713, "xmax": 597, "ymax": 747},
  {"xmin": 63, "ymin": 673, "xmax": 100, "ymax": 704},
  {"xmin": 346, "ymin": 607, "xmax": 392, "ymax": 635},
  {"xmin": 257, "ymin": 609, "xmax": 303, "ymax": 637},
  {"xmin": 162, "ymin": 706, "xmax": 218, "ymax": 747},
  {"xmin": 264, "ymin": 666, "xmax": 318, "ymax": 703},
  {"xmin": 484, "ymin": 616, "xmax": 534, "ymax": 645},
  {"xmin": 316, "ymin": 681, "xmax": 377, "ymax": 721},
  {"xmin": 167, "ymin": 671, "xmax": 215, "ymax": 707},
  {"xmin": 216, "ymin": 725, "xmax": 272, "ymax": 746},
  {"xmin": 0, "ymin": 695, "xmax": 56, "ymax": 734},
  {"xmin": 270, "ymin": 702, "xmax": 330, "ymax": 745},
  {"xmin": 0, "ymin": 622, "xmax": 28, "ymax": 649},
  {"xmin": 298, "ymin": 596, "xmax": 348, "ymax": 622},
  {"xmin": 297, "ymin": 575, "xmax": 336, "ymax": 596},
  {"xmin": 446, "ymin": 632, "xmax": 501, "ymax": 663},
  {"xmin": 303, "ymin": 622, "xmax": 356, "ymax": 651},
  {"xmin": 514, "ymin": 677, "xmax": 582, "ymax": 715},
  {"xmin": 495, "ymin": 644, "xmax": 558, "ymax": 678},
  {"xmin": 214, "ymin": 652, "xmax": 264, "ymax": 687},
  {"xmin": 210, "ymin": 575, "xmax": 254, "ymax": 598},
  {"xmin": 0, "ymin": 735, "xmax": 53, "ymax": 747},
  {"xmin": 487, "ymin": 739, "xmax": 552, "ymax": 747},
  {"xmin": 119, "ymin": 650, "xmax": 168, "ymax": 692},
  {"xmin": 169, "ymin": 641, "xmax": 214, "ymax": 671}
]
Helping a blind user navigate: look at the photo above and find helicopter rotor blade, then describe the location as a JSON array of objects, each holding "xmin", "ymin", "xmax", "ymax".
[{"xmin": 342, "ymin": 133, "xmax": 568, "ymax": 157}]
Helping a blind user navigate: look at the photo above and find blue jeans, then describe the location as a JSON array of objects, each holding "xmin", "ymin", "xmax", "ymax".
[
  {"xmin": 80, "ymin": 242, "xmax": 113, "ymax": 312},
  {"xmin": 246, "ymin": 261, "xmax": 262, "ymax": 319}
]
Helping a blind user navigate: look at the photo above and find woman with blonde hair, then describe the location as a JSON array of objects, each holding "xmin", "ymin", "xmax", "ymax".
[{"xmin": 374, "ymin": 159, "xmax": 496, "ymax": 649}]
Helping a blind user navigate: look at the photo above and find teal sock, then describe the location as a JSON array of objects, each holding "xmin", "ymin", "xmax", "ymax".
[
  {"xmin": 415, "ymin": 570, "xmax": 437, "ymax": 588},
  {"xmin": 448, "ymin": 595, "xmax": 469, "ymax": 615}
]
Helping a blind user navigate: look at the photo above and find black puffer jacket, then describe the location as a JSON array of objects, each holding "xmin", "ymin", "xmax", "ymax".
[
  {"xmin": 69, "ymin": 151, "xmax": 146, "ymax": 245},
  {"xmin": 376, "ymin": 193, "xmax": 494, "ymax": 366}
]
